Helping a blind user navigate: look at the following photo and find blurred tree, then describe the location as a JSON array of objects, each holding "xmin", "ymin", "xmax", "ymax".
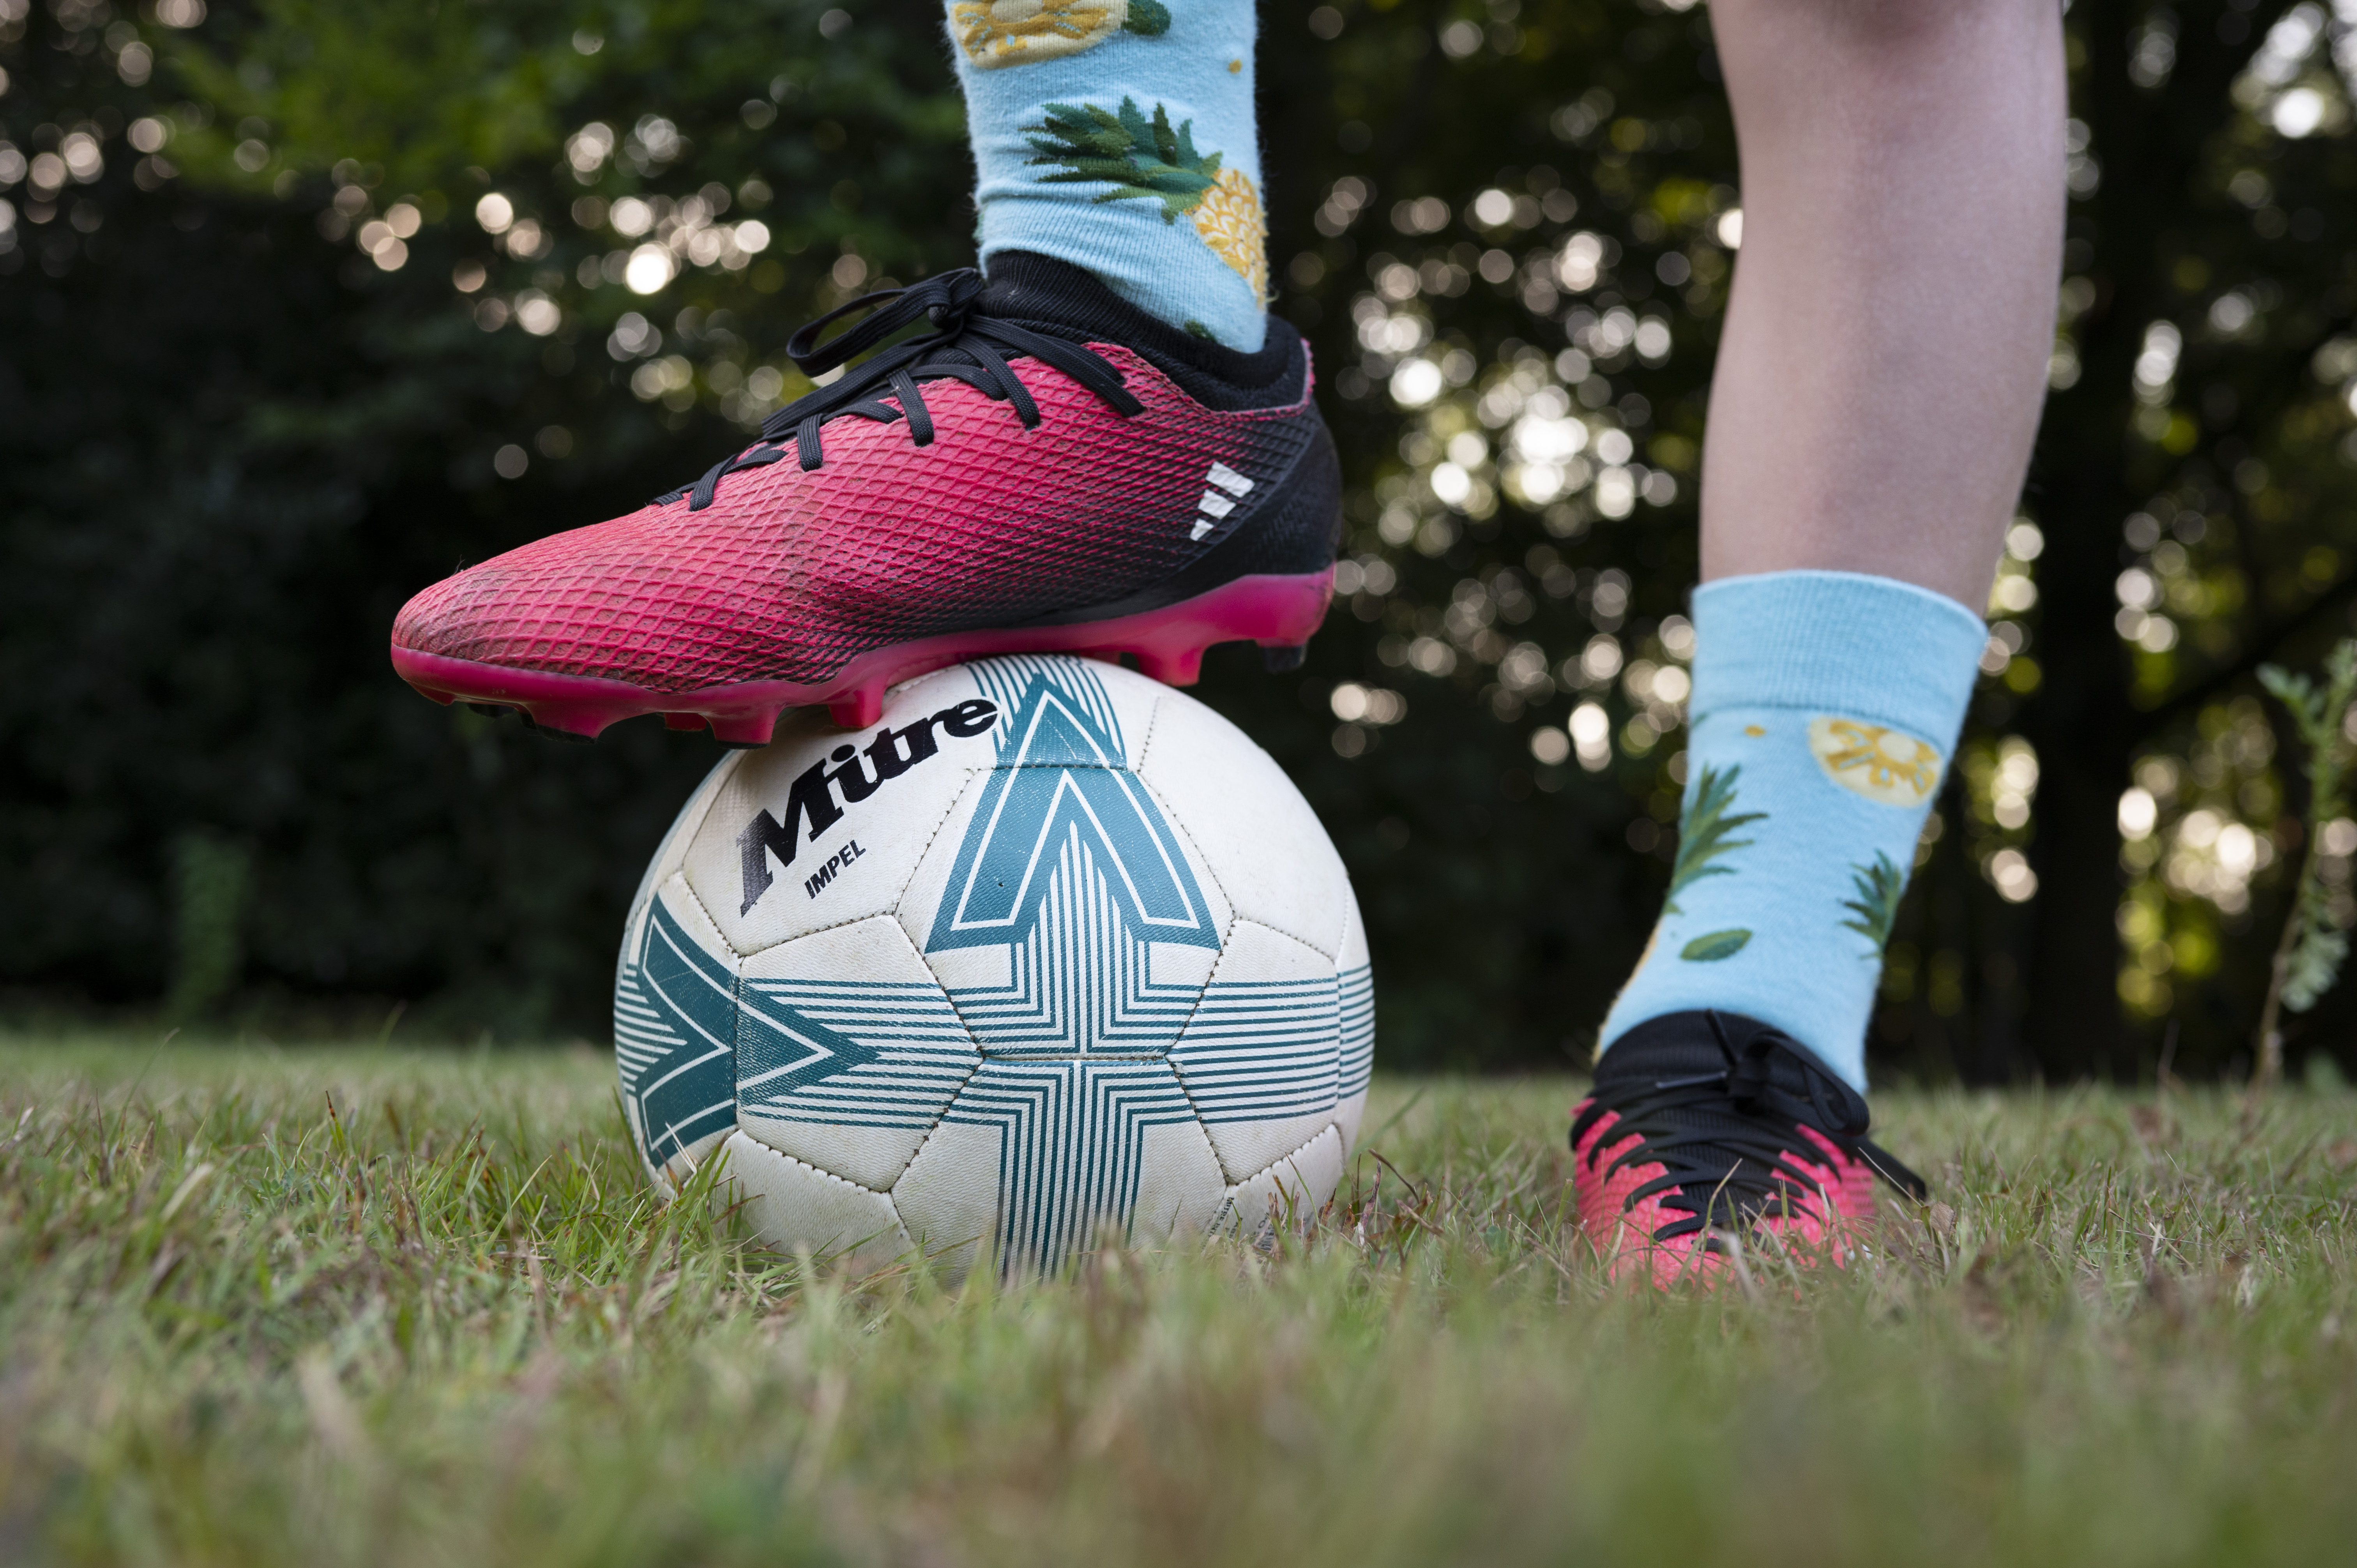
[
  {"xmin": 0, "ymin": 0, "xmax": 974, "ymax": 1036},
  {"xmin": 3, "ymin": 0, "xmax": 2356, "ymax": 1078},
  {"xmin": 2013, "ymin": 0, "xmax": 2357, "ymax": 1081}
]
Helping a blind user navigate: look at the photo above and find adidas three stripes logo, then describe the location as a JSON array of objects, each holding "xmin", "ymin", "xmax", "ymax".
[{"xmin": 1190, "ymin": 461, "xmax": 1254, "ymax": 542}]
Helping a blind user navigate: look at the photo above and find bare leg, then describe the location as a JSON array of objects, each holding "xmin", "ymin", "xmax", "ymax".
[{"xmin": 1700, "ymin": 0, "xmax": 2066, "ymax": 610}]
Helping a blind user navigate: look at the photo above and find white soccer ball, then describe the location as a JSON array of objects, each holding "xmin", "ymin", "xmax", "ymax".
[{"xmin": 613, "ymin": 654, "xmax": 1373, "ymax": 1281}]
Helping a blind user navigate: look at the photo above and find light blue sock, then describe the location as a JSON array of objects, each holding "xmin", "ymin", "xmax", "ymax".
[
  {"xmin": 1599, "ymin": 570, "xmax": 1988, "ymax": 1091},
  {"xmin": 945, "ymin": 0, "xmax": 1267, "ymax": 349}
]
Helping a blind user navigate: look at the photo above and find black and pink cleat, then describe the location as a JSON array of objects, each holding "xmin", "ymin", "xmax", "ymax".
[
  {"xmin": 1571, "ymin": 1011, "xmax": 1927, "ymax": 1288},
  {"xmin": 391, "ymin": 254, "xmax": 1341, "ymax": 742}
]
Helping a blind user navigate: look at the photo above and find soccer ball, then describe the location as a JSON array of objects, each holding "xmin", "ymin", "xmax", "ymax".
[{"xmin": 613, "ymin": 654, "xmax": 1373, "ymax": 1280}]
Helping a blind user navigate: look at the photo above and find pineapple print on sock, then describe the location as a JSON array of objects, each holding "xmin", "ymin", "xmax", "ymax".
[
  {"xmin": 1025, "ymin": 97, "xmax": 1268, "ymax": 304},
  {"xmin": 947, "ymin": 0, "xmax": 1265, "ymax": 346},
  {"xmin": 1816, "ymin": 717, "xmax": 1936, "ymax": 958},
  {"xmin": 954, "ymin": 0, "xmax": 1170, "ymax": 69},
  {"xmin": 1190, "ymin": 165, "xmax": 1267, "ymax": 306},
  {"xmin": 1839, "ymin": 852, "xmax": 1906, "ymax": 956},
  {"xmin": 1664, "ymin": 763, "xmax": 1763, "ymax": 962}
]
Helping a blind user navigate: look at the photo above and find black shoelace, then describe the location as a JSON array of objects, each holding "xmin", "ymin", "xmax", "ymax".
[
  {"xmin": 654, "ymin": 268, "xmax": 1145, "ymax": 512},
  {"xmin": 1571, "ymin": 1012, "xmax": 1928, "ymax": 1245}
]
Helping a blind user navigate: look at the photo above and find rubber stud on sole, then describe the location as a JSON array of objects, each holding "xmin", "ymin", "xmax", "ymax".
[
  {"xmin": 1135, "ymin": 646, "xmax": 1205, "ymax": 686},
  {"xmin": 514, "ymin": 705, "xmax": 599, "ymax": 742},
  {"xmin": 829, "ymin": 685, "xmax": 884, "ymax": 730},
  {"xmin": 710, "ymin": 712, "xmax": 779, "ymax": 749},
  {"xmin": 1260, "ymin": 644, "xmax": 1308, "ymax": 673}
]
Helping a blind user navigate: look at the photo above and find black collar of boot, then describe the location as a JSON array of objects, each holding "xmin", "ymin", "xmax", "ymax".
[{"xmin": 977, "ymin": 250, "xmax": 1308, "ymax": 412}]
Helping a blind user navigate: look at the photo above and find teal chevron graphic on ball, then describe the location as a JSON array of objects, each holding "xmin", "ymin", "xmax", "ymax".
[
  {"xmin": 928, "ymin": 667, "xmax": 1219, "ymax": 954},
  {"xmin": 611, "ymin": 654, "xmax": 1374, "ymax": 1281},
  {"xmin": 611, "ymin": 898, "xmax": 739, "ymax": 1169}
]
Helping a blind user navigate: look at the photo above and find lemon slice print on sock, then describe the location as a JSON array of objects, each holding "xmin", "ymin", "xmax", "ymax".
[
  {"xmin": 1024, "ymin": 97, "xmax": 1267, "ymax": 302},
  {"xmin": 954, "ymin": 0, "xmax": 1169, "ymax": 68},
  {"xmin": 1808, "ymin": 716, "xmax": 1944, "ymax": 807}
]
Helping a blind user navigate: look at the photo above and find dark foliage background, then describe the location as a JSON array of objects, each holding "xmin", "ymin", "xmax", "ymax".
[{"xmin": 5, "ymin": 0, "xmax": 2357, "ymax": 1080}]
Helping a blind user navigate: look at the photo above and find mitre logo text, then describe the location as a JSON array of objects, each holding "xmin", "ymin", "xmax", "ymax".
[{"xmin": 735, "ymin": 698, "xmax": 998, "ymax": 915}]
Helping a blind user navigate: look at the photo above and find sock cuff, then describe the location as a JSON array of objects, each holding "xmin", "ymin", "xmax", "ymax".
[{"xmin": 1689, "ymin": 570, "xmax": 1986, "ymax": 736}]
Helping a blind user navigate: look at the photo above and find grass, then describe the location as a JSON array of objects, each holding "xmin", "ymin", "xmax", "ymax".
[{"xmin": 2, "ymin": 1038, "xmax": 2354, "ymax": 1567}]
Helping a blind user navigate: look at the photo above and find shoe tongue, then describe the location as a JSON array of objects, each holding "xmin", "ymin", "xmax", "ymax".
[
  {"xmin": 1593, "ymin": 1012, "xmax": 1732, "ymax": 1088},
  {"xmin": 1597, "ymin": 1011, "xmax": 1870, "ymax": 1131}
]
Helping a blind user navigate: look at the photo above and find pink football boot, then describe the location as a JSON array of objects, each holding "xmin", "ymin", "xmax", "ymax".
[
  {"xmin": 1570, "ymin": 1011, "xmax": 1925, "ymax": 1288},
  {"xmin": 390, "ymin": 253, "xmax": 1341, "ymax": 742}
]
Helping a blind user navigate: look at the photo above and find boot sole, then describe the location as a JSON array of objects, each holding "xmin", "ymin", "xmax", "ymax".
[{"xmin": 390, "ymin": 568, "xmax": 1334, "ymax": 743}]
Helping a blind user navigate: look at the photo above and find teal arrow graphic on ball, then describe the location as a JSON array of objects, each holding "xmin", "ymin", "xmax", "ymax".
[
  {"xmin": 617, "ymin": 896, "xmax": 885, "ymax": 1159},
  {"xmin": 928, "ymin": 670, "xmax": 1220, "ymax": 954}
]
